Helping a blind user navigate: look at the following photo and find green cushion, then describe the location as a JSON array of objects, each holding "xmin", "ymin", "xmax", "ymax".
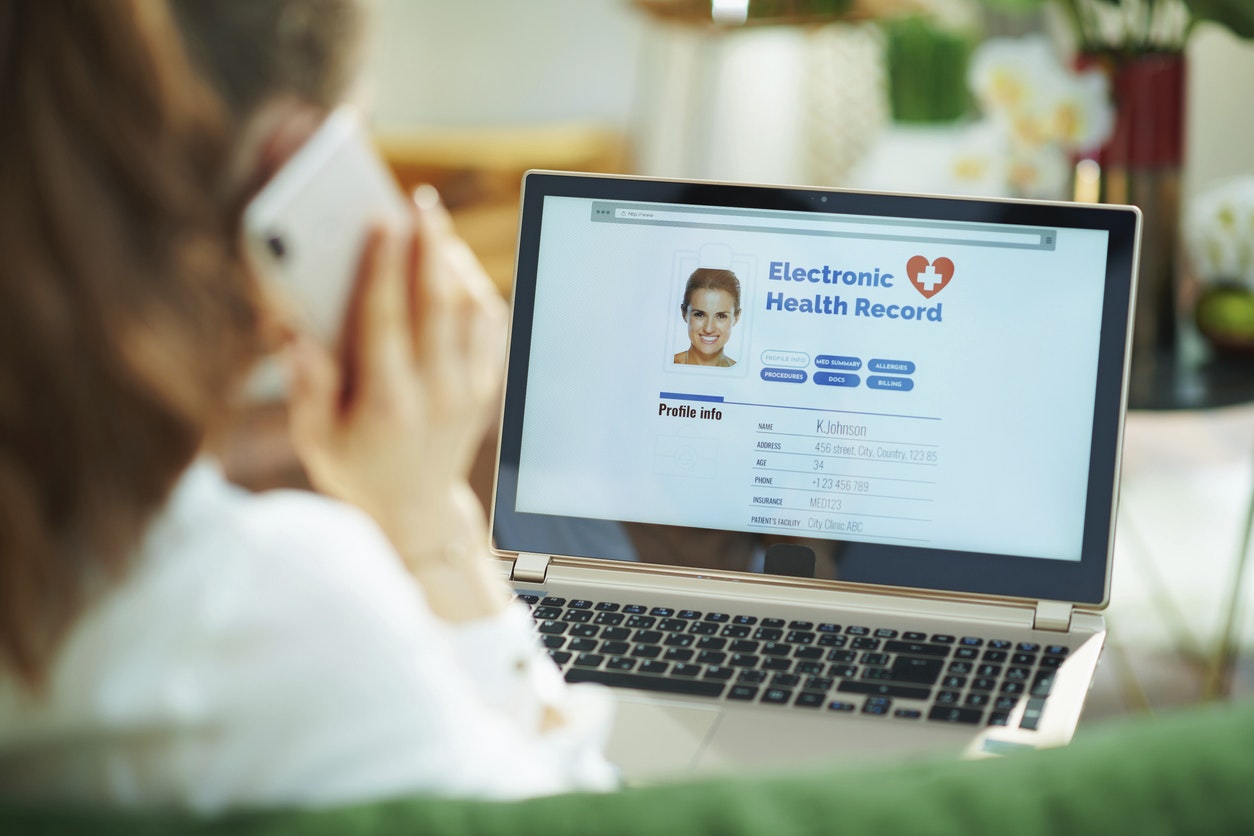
[{"xmin": 6, "ymin": 698, "xmax": 1254, "ymax": 835}]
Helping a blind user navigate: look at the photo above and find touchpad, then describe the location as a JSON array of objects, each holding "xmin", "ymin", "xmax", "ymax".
[{"xmin": 605, "ymin": 696, "xmax": 722, "ymax": 783}]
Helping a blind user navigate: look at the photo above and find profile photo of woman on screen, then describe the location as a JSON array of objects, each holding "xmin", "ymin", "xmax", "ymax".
[{"xmin": 673, "ymin": 267, "xmax": 741, "ymax": 367}]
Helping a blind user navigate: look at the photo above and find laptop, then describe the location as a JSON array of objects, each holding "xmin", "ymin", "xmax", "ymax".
[{"xmin": 490, "ymin": 171, "xmax": 1141, "ymax": 779}]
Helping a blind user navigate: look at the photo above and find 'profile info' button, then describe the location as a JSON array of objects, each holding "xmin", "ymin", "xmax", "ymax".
[
  {"xmin": 814, "ymin": 372, "xmax": 860, "ymax": 388},
  {"xmin": 867, "ymin": 375, "xmax": 914, "ymax": 392},
  {"xmin": 761, "ymin": 368, "xmax": 807, "ymax": 384}
]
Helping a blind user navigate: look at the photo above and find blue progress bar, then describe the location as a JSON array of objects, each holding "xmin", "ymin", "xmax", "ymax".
[{"xmin": 659, "ymin": 392, "xmax": 725, "ymax": 403}]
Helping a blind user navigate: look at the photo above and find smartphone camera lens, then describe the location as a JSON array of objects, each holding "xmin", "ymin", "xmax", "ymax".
[
  {"xmin": 265, "ymin": 233, "xmax": 287, "ymax": 260},
  {"xmin": 821, "ymin": 195, "xmax": 828, "ymax": 203}
]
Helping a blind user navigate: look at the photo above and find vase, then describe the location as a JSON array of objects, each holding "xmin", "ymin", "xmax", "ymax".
[{"xmin": 1078, "ymin": 50, "xmax": 1186, "ymax": 407}]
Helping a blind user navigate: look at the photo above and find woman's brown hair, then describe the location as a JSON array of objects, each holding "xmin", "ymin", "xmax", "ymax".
[
  {"xmin": 0, "ymin": 2, "xmax": 262, "ymax": 686},
  {"xmin": 681, "ymin": 268, "xmax": 742, "ymax": 316}
]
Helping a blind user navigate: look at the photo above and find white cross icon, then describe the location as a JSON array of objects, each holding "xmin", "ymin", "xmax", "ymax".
[{"xmin": 917, "ymin": 264, "xmax": 944, "ymax": 291}]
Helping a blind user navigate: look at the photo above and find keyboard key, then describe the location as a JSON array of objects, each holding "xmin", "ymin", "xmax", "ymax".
[
  {"xmin": 863, "ymin": 697, "xmax": 892, "ymax": 716},
  {"xmin": 971, "ymin": 677, "xmax": 996, "ymax": 692},
  {"xmin": 988, "ymin": 639, "xmax": 1012, "ymax": 650},
  {"xmin": 828, "ymin": 700, "xmax": 856, "ymax": 712},
  {"xmin": 650, "ymin": 607, "xmax": 675, "ymax": 617},
  {"xmin": 663, "ymin": 634, "xmax": 694, "ymax": 648},
  {"xmin": 884, "ymin": 640, "xmax": 949, "ymax": 658},
  {"xmin": 594, "ymin": 612, "xmax": 624, "ymax": 626},
  {"xmin": 517, "ymin": 594, "xmax": 540, "ymax": 605},
  {"xmin": 817, "ymin": 623, "xmax": 841, "ymax": 633},
  {"xmin": 663, "ymin": 648, "xmax": 694, "ymax": 662},
  {"xmin": 902, "ymin": 631, "xmax": 927, "ymax": 641},
  {"xmin": 601, "ymin": 641, "xmax": 630, "ymax": 656},
  {"xmin": 861, "ymin": 652, "xmax": 890, "ymax": 666},
  {"xmin": 1031, "ymin": 671, "xmax": 1057, "ymax": 697},
  {"xmin": 562, "ymin": 609, "xmax": 593, "ymax": 623},
  {"xmin": 733, "ymin": 615, "xmax": 758, "ymax": 626},
  {"xmin": 947, "ymin": 661, "xmax": 973, "ymax": 675},
  {"xmin": 818, "ymin": 634, "xmax": 848, "ymax": 648},
  {"xmin": 568, "ymin": 638, "xmax": 597, "ymax": 652},
  {"xmin": 762, "ymin": 642, "xmax": 790, "ymax": 657},
  {"xmin": 795, "ymin": 661, "xmax": 824, "ymax": 675},
  {"xmin": 1020, "ymin": 697, "xmax": 1047, "ymax": 730},
  {"xmin": 594, "ymin": 601, "xmax": 620, "ymax": 612},
  {"xmin": 730, "ymin": 653, "xmax": 760, "ymax": 668},
  {"xmin": 838, "ymin": 681, "xmax": 930, "ymax": 700},
  {"xmin": 639, "ymin": 660, "xmax": 669, "ymax": 675},
  {"xmin": 542, "ymin": 635, "xmax": 565, "ymax": 649},
  {"xmin": 738, "ymin": 669, "xmax": 767, "ymax": 683},
  {"xmin": 931, "ymin": 634, "xmax": 955, "ymax": 644},
  {"xmin": 988, "ymin": 712, "xmax": 1010, "ymax": 727},
  {"xmin": 625, "ymin": 615, "xmax": 655, "ymax": 629},
  {"xmin": 606, "ymin": 656, "xmax": 635, "ymax": 671},
  {"xmin": 705, "ymin": 612, "xmax": 730, "ymax": 623},
  {"xmin": 753, "ymin": 627, "xmax": 783, "ymax": 642},
  {"xmin": 697, "ymin": 636, "xmax": 727, "ymax": 650},
  {"xmin": 928, "ymin": 706, "xmax": 982, "ymax": 725},
  {"xmin": 1017, "ymin": 642, "xmax": 1041, "ymax": 653},
  {"xmin": 697, "ymin": 651, "xmax": 727, "ymax": 665},
  {"xmin": 729, "ymin": 639, "xmax": 760, "ymax": 653},
  {"xmin": 631, "ymin": 645, "xmax": 662, "ymax": 659},
  {"xmin": 771, "ymin": 673, "xmax": 801, "ymax": 688},
  {"xmin": 894, "ymin": 708, "xmax": 922, "ymax": 719},
  {"xmin": 729, "ymin": 685, "xmax": 759, "ymax": 701},
  {"xmin": 1006, "ymin": 667, "xmax": 1031, "ymax": 682},
  {"xmin": 569, "ymin": 624, "xmax": 598, "ymax": 638},
  {"xmin": 623, "ymin": 604, "xmax": 647, "ymax": 614},
  {"xmin": 890, "ymin": 656, "xmax": 943, "ymax": 684},
  {"xmin": 960, "ymin": 636, "xmax": 983, "ymax": 647},
  {"xmin": 573, "ymin": 653, "xmax": 603, "ymax": 667},
  {"xmin": 846, "ymin": 625, "xmax": 870, "ymax": 636},
  {"xmin": 1001, "ymin": 681, "xmax": 1025, "ymax": 695},
  {"xmin": 851, "ymin": 637, "xmax": 881, "ymax": 650},
  {"xmin": 874, "ymin": 628, "xmax": 899, "ymax": 639},
  {"xmin": 965, "ymin": 693, "xmax": 990, "ymax": 707},
  {"xmin": 1040, "ymin": 656, "xmax": 1063, "ymax": 669},
  {"xmin": 785, "ymin": 631, "xmax": 816, "ymax": 645},
  {"xmin": 983, "ymin": 650, "xmax": 1008, "ymax": 663},
  {"xmin": 794, "ymin": 646, "xmax": 824, "ymax": 660},
  {"xmin": 805, "ymin": 676, "xmax": 834, "ymax": 691},
  {"xmin": 673, "ymin": 664, "xmax": 701, "ymax": 677},
  {"xmin": 566, "ymin": 667, "xmax": 726, "ymax": 697},
  {"xmin": 828, "ymin": 664, "xmax": 857, "ymax": 678},
  {"xmin": 761, "ymin": 688, "xmax": 792, "ymax": 704},
  {"xmin": 678, "ymin": 609, "xmax": 702, "ymax": 620},
  {"xmin": 540, "ymin": 596, "xmax": 566, "ymax": 607},
  {"xmin": 534, "ymin": 606, "xmax": 562, "ymax": 620},
  {"xmin": 704, "ymin": 666, "xmax": 734, "ymax": 681},
  {"xmin": 548, "ymin": 650, "xmax": 571, "ymax": 665},
  {"xmin": 602, "ymin": 627, "xmax": 630, "ymax": 641},
  {"xmin": 828, "ymin": 649, "xmax": 856, "ymax": 664},
  {"xmin": 689, "ymin": 622, "xmax": 719, "ymax": 636},
  {"xmin": 936, "ymin": 690, "xmax": 961, "ymax": 705},
  {"xmin": 795, "ymin": 692, "xmax": 825, "ymax": 708},
  {"xmin": 1045, "ymin": 644, "xmax": 1069, "ymax": 656},
  {"xmin": 864, "ymin": 668, "xmax": 892, "ymax": 681},
  {"xmin": 977, "ymin": 664, "xmax": 1002, "ymax": 677},
  {"xmin": 761, "ymin": 618, "xmax": 786, "ymax": 629},
  {"xmin": 569, "ymin": 599, "xmax": 593, "ymax": 609},
  {"xmin": 763, "ymin": 657, "xmax": 792, "ymax": 671},
  {"xmin": 954, "ymin": 647, "xmax": 979, "ymax": 660},
  {"xmin": 994, "ymin": 696, "xmax": 1017, "ymax": 711},
  {"xmin": 721, "ymin": 625, "xmax": 752, "ymax": 639},
  {"xmin": 790, "ymin": 620, "xmax": 815, "ymax": 630},
  {"xmin": 538, "ymin": 620, "xmax": 568, "ymax": 635},
  {"xmin": 634, "ymin": 630, "xmax": 663, "ymax": 645},
  {"xmin": 659, "ymin": 618, "xmax": 687, "ymax": 632},
  {"xmin": 941, "ymin": 676, "xmax": 967, "ymax": 689}
]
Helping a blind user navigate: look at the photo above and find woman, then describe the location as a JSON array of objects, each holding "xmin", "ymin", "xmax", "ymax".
[
  {"xmin": 673, "ymin": 268, "xmax": 742, "ymax": 367},
  {"xmin": 0, "ymin": 1, "xmax": 613, "ymax": 811}
]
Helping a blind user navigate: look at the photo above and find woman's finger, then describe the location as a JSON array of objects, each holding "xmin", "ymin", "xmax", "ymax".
[
  {"xmin": 285, "ymin": 336, "xmax": 339, "ymax": 456},
  {"xmin": 341, "ymin": 220, "xmax": 409, "ymax": 415}
]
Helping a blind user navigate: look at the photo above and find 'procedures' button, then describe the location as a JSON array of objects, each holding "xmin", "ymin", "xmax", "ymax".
[
  {"xmin": 815, "ymin": 354, "xmax": 862, "ymax": 370},
  {"xmin": 814, "ymin": 372, "xmax": 860, "ymax": 388},
  {"xmin": 761, "ymin": 367, "xmax": 808, "ymax": 384},
  {"xmin": 868, "ymin": 358, "xmax": 916, "ymax": 374},
  {"xmin": 867, "ymin": 375, "xmax": 914, "ymax": 392}
]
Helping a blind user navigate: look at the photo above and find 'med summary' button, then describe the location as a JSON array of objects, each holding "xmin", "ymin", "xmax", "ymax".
[
  {"xmin": 814, "ymin": 371, "xmax": 860, "ymax": 388},
  {"xmin": 867, "ymin": 375, "xmax": 914, "ymax": 392},
  {"xmin": 761, "ymin": 368, "xmax": 808, "ymax": 384}
]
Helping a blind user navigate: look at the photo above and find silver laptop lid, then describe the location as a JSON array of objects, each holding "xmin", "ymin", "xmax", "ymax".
[{"xmin": 493, "ymin": 173, "xmax": 1141, "ymax": 608}]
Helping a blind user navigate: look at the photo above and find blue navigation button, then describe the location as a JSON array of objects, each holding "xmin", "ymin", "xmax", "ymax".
[
  {"xmin": 867, "ymin": 375, "xmax": 914, "ymax": 392},
  {"xmin": 868, "ymin": 358, "xmax": 916, "ymax": 374},
  {"xmin": 815, "ymin": 354, "xmax": 863, "ymax": 371},
  {"xmin": 760, "ymin": 367, "xmax": 807, "ymax": 384},
  {"xmin": 814, "ymin": 371, "xmax": 860, "ymax": 388}
]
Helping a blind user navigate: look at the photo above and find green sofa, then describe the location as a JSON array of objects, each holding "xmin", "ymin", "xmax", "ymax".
[{"xmin": 5, "ymin": 699, "xmax": 1253, "ymax": 835}]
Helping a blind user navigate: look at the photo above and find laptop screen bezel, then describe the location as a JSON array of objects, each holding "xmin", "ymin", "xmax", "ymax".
[{"xmin": 492, "ymin": 171, "xmax": 1139, "ymax": 608}]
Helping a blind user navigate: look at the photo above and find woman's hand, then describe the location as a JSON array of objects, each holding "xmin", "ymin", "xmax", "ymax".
[{"xmin": 286, "ymin": 186, "xmax": 511, "ymax": 620}]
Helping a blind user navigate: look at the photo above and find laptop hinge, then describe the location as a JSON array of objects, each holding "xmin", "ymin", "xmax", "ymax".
[
  {"xmin": 510, "ymin": 553, "xmax": 551, "ymax": 584},
  {"xmin": 1033, "ymin": 600, "xmax": 1073, "ymax": 632}
]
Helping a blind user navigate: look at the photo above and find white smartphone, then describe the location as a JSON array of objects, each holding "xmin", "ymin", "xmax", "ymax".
[{"xmin": 242, "ymin": 106, "xmax": 410, "ymax": 343}]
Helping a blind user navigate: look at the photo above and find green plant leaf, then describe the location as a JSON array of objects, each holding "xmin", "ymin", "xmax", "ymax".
[
  {"xmin": 975, "ymin": 0, "xmax": 1046, "ymax": 10},
  {"xmin": 1185, "ymin": 0, "xmax": 1254, "ymax": 37}
]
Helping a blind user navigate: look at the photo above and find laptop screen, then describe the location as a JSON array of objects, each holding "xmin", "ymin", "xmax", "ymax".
[{"xmin": 494, "ymin": 173, "xmax": 1139, "ymax": 607}]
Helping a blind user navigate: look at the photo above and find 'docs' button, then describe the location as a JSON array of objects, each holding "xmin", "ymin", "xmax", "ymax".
[
  {"xmin": 760, "ymin": 367, "xmax": 808, "ymax": 384},
  {"xmin": 814, "ymin": 372, "xmax": 860, "ymax": 388},
  {"xmin": 867, "ymin": 375, "xmax": 914, "ymax": 392}
]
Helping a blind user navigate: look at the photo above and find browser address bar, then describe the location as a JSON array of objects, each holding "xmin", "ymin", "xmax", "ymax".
[{"xmin": 612, "ymin": 207, "xmax": 1043, "ymax": 246}]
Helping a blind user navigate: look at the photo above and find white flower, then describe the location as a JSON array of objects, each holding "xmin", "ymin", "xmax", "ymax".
[
  {"xmin": 968, "ymin": 35, "xmax": 1062, "ymax": 123},
  {"xmin": 1187, "ymin": 176, "xmax": 1254, "ymax": 289}
]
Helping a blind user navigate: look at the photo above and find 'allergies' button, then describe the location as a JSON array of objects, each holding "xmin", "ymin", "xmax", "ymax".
[
  {"xmin": 761, "ymin": 367, "xmax": 808, "ymax": 384},
  {"xmin": 867, "ymin": 375, "xmax": 914, "ymax": 392},
  {"xmin": 868, "ymin": 358, "xmax": 916, "ymax": 375}
]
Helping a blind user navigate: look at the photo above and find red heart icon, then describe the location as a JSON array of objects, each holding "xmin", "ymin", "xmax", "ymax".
[{"xmin": 906, "ymin": 256, "xmax": 954, "ymax": 299}]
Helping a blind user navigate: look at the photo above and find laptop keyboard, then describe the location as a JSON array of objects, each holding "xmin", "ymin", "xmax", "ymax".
[{"xmin": 520, "ymin": 594, "xmax": 1068, "ymax": 730}]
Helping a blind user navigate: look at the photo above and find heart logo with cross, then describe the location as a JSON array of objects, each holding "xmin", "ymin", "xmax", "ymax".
[{"xmin": 906, "ymin": 256, "xmax": 954, "ymax": 299}]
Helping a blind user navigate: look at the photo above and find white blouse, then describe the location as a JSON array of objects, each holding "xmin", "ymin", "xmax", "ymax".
[{"xmin": 0, "ymin": 460, "xmax": 617, "ymax": 811}]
